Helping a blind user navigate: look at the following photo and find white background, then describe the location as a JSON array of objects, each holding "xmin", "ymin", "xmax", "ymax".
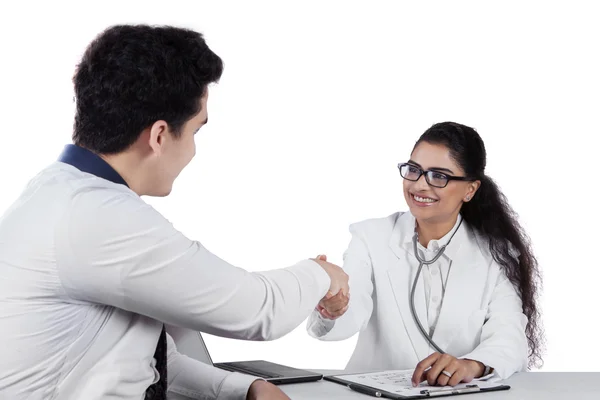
[{"xmin": 1, "ymin": 1, "xmax": 599, "ymax": 372}]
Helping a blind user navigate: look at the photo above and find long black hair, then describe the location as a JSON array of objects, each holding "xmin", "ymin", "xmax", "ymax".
[{"xmin": 415, "ymin": 121, "xmax": 544, "ymax": 368}]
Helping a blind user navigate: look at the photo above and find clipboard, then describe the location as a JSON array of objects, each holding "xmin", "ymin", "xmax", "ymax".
[{"xmin": 324, "ymin": 371, "xmax": 510, "ymax": 399}]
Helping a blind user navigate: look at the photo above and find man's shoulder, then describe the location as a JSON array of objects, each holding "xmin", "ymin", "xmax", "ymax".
[
  {"xmin": 51, "ymin": 163, "xmax": 172, "ymax": 246},
  {"xmin": 24, "ymin": 162, "xmax": 133, "ymax": 194},
  {"xmin": 24, "ymin": 162, "xmax": 146, "ymax": 221}
]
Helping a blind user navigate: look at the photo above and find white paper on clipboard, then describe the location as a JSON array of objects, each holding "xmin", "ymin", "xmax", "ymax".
[{"xmin": 331, "ymin": 369, "xmax": 500, "ymax": 397}]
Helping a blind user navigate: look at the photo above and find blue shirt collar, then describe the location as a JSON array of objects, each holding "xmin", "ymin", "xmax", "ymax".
[{"xmin": 58, "ymin": 144, "xmax": 129, "ymax": 187}]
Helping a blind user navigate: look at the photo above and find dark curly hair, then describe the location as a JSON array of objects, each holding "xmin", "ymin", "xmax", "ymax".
[
  {"xmin": 72, "ymin": 24, "xmax": 223, "ymax": 154},
  {"xmin": 415, "ymin": 121, "xmax": 544, "ymax": 369}
]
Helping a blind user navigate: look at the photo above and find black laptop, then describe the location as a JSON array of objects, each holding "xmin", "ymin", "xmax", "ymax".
[{"xmin": 191, "ymin": 332, "xmax": 323, "ymax": 385}]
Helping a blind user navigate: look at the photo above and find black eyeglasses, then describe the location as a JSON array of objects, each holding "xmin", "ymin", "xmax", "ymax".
[{"xmin": 397, "ymin": 163, "xmax": 474, "ymax": 188}]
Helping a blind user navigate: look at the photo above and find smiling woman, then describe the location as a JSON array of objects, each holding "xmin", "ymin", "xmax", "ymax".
[
  {"xmin": 400, "ymin": 140, "xmax": 481, "ymax": 245},
  {"xmin": 308, "ymin": 121, "xmax": 544, "ymax": 387}
]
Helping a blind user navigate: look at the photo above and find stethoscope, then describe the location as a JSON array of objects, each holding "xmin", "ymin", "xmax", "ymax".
[{"xmin": 409, "ymin": 218, "xmax": 463, "ymax": 354}]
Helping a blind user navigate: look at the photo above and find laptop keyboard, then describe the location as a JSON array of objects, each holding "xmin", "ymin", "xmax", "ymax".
[{"xmin": 217, "ymin": 362, "xmax": 282, "ymax": 379}]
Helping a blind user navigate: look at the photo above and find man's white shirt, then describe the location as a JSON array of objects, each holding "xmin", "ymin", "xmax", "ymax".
[{"xmin": 0, "ymin": 159, "xmax": 330, "ymax": 399}]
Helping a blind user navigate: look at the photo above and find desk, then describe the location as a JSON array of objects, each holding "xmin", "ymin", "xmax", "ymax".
[{"xmin": 281, "ymin": 371, "xmax": 599, "ymax": 399}]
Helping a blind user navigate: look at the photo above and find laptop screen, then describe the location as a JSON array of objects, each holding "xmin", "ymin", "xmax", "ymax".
[{"xmin": 173, "ymin": 329, "xmax": 215, "ymax": 366}]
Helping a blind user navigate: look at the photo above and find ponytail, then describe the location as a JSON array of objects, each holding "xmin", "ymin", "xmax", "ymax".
[
  {"xmin": 461, "ymin": 175, "xmax": 544, "ymax": 368},
  {"xmin": 416, "ymin": 121, "xmax": 544, "ymax": 368}
]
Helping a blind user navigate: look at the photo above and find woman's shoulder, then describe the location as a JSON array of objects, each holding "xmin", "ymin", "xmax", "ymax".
[
  {"xmin": 349, "ymin": 211, "xmax": 408, "ymax": 236},
  {"xmin": 464, "ymin": 224, "xmax": 521, "ymax": 262}
]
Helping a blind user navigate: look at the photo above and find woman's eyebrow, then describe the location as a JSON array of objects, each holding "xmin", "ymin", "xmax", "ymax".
[{"xmin": 408, "ymin": 159, "xmax": 454, "ymax": 174}]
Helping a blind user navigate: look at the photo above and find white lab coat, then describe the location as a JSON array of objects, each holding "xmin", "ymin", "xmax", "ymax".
[{"xmin": 307, "ymin": 212, "xmax": 529, "ymax": 379}]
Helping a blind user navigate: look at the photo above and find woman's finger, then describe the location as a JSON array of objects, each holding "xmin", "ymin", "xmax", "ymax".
[
  {"xmin": 426, "ymin": 354, "xmax": 453, "ymax": 386},
  {"xmin": 412, "ymin": 353, "xmax": 441, "ymax": 386}
]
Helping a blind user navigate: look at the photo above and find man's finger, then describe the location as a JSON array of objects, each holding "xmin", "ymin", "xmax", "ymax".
[
  {"xmin": 323, "ymin": 290, "xmax": 345, "ymax": 301},
  {"xmin": 322, "ymin": 287, "xmax": 346, "ymax": 302},
  {"xmin": 321, "ymin": 291, "xmax": 348, "ymax": 307},
  {"xmin": 325, "ymin": 298, "xmax": 349, "ymax": 314},
  {"xmin": 329, "ymin": 304, "xmax": 349, "ymax": 318},
  {"xmin": 319, "ymin": 307, "xmax": 336, "ymax": 320},
  {"xmin": 328, "ymin": 301, "xmax": 349, "ymax": 314}
]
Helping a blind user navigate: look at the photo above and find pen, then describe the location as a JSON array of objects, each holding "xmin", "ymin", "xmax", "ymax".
[
  {"xmin": 420, "ymin": 385, "xmax": 480, "ymax": 397},
  {"xmin": 348, "ymin": 383, "xmax": 383, "ymax": 398}
]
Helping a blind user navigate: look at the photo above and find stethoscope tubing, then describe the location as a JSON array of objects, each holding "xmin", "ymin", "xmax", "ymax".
[{"xmin": 409, "ymin": 218, "xmax": 463, "ymax": 354}]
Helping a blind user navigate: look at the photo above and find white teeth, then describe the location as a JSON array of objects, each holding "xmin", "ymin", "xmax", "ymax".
[{"xmin": 414, "ymin": 195, "xmax": 436, "ymax": 203}]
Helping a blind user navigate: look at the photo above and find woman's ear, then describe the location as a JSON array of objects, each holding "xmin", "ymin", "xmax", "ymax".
[{"xmin": 464, "ymin": 180, "xmax": 481, "ymax": 202}]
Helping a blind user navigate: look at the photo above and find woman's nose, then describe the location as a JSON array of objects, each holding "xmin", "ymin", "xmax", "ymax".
[{"xmin": 413, "ymin": 174, "xmax": 430, "ymax": 190}]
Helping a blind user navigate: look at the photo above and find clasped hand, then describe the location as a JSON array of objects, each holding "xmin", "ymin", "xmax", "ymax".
[{"xmin": 311, "ymin": 255, "xmax": 350, "ymax": 320}]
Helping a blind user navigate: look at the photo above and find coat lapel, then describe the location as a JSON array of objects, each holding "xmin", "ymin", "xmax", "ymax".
[
  {"xmin": 387, "ymin": 213, "xmax": 432, "ymax": 361},
  {"xmin": 430, "ymin": 227, "xmax": 481, "ymax": 354},
  {"xmin": 387, "ymin": 213, "xmax": 483, "ymax": 361}
]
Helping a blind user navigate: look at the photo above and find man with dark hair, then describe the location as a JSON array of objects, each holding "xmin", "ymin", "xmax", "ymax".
[{"xmin": 0, "ymin": 25, "xmax": 349, "ymax": 400}]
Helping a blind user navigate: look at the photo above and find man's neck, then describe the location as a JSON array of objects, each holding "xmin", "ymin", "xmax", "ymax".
[
  {"xmin": 99, "ymin": 151, "xmax": 145, "ymax": 196},
  {"xmin": 416, "ymin": 214, "xmax": 460, "ymax": 247}
]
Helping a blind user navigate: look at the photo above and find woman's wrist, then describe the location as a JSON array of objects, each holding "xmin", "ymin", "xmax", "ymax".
[{"xmin": 464, "ymin": 359, "xmax": 485, "ymax": 378}]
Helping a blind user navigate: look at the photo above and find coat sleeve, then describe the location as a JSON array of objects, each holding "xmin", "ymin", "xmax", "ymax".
[
  {"xmin": 459, "ymin": 265, "xmax": 529, "ymax": 379},
  {"xmin": 307, "ymin": 223, "xmax": 375, "ymax": 340}
]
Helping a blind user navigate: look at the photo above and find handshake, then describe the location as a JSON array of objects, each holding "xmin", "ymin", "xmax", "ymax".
[{"xmin": 311, "ymin": 255, "xmax": 351, "ymax": 320}]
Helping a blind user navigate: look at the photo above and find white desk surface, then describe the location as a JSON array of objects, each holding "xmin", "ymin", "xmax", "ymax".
[{"xmin": 281, "ymin": 371, "xmax": 599, "ymax": 399}]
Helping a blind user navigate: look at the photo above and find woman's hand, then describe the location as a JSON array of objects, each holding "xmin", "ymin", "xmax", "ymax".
[
  {"xmin": 314, "ymin": 255, "xmax": 350, "ymax": 320},
  {"xmin": 316, "ymin": 290, "xmax": 349, "ymax": 319},
  {"xmin": 411, "ymin": 353, "xmax": 485, "ymax": 387}
]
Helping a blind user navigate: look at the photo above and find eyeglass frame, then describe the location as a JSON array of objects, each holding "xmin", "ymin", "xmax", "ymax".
[{"xmin": 397, "ymin": 162, "xmax": 476, "ymax": 188}]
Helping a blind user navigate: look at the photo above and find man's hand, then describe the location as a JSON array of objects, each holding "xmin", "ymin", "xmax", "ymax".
[
  {"xmin": 311, "ymin": 254, "xmax": 349, "ymax": 300},
  {"xmin": 246, "ymin": 380, "xmax": 290, "ymax": 400},
  {"xmin": 411, "ymin": 353, "xmax": 485, "ymax": 387}
]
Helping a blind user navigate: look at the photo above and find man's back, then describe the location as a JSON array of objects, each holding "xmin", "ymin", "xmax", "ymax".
[
  {"xmin": 0, "ymin": 158, "xmax": 338, "ymax": 399},
  {"xmin": 0, "ymin": 162, "xmax": 164, "ymax": 399},
  {"xmin": 0, "ymin": 162, "xmax": 71, "ymax": 397}
]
